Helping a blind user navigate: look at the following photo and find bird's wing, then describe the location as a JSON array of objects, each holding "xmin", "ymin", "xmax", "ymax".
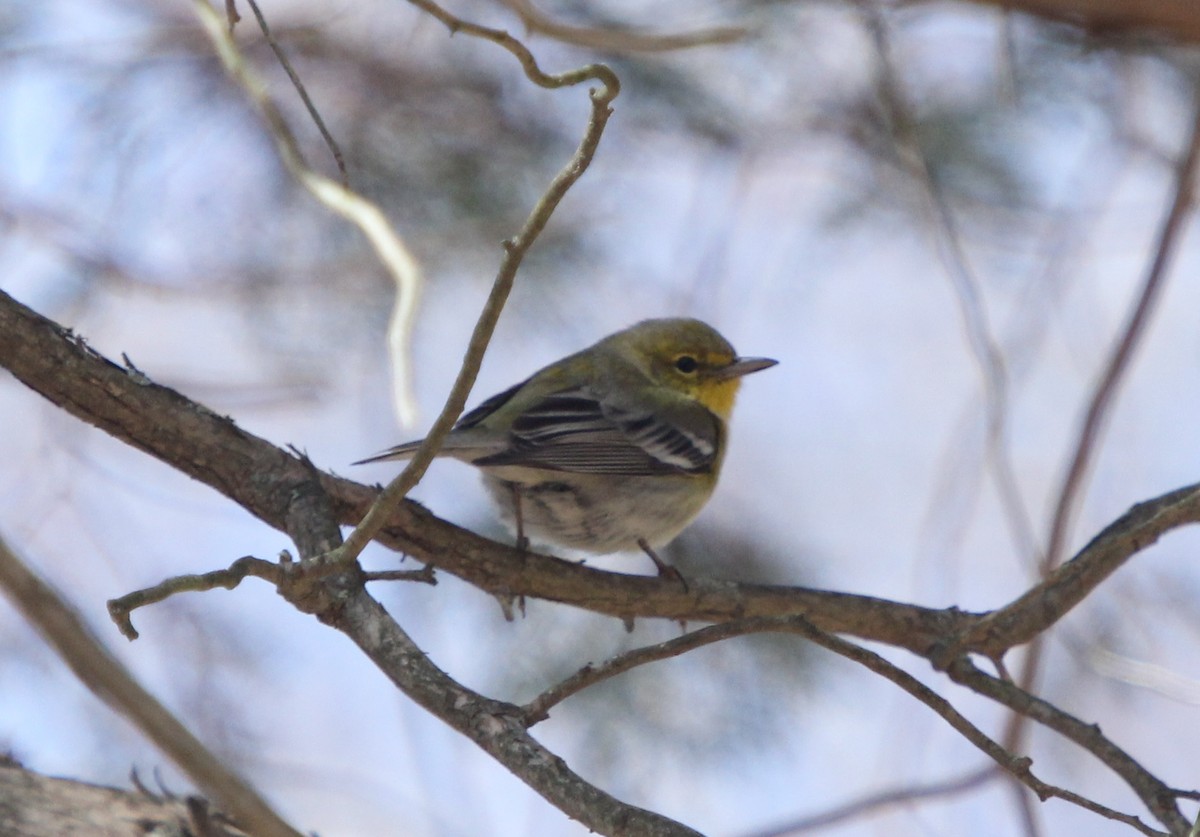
[
  {"xmin": 454, "ymin": 378, "xmax": 528, "ymax": 430},
  {"xmin": 352, "ymin": 379, "xmax": 530, "ymax": 465},
  {"xmin": 473, "ymin": 387, "xmax": 720, "ymax": 476}
]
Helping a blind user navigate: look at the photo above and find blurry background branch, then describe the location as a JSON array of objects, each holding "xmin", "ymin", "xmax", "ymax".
[
  {"xmin": 187, "ymin": 0, "xmax": 425, "ymax": 427},
  {"xmin": 0, "ymin": 534, "xmax": 303, "ymax": 837},
  {"xmin": 498, "ymin": 0, "xmax": 749, "ymax": 53},
  {"xmin": 952, "ymin": 0, "xmax": 1200, "ymax": 43}
]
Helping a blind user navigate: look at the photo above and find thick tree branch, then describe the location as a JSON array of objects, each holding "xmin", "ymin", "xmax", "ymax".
[
  {"xmin": 0, "ymin": 287, "xmax": 976, "ymax": 654},
  {"xmin": 4, "ymin": 288, "xmax": 1200, "ymax": 659},
  {"xmin": 332, "ymin": 585, "xmax": 701, "ymax": 836},
  {"xmin": 0, "ymin": 760, "xmax": 250, "ymax": 837}
]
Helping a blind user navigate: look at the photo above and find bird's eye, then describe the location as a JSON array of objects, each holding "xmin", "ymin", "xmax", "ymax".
[{"xmin": 674, "ymin": 355, "xmax": 699, "ymax": 374}]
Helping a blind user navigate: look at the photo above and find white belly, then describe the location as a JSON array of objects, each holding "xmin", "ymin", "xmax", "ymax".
[{"xmin": 479, "ymin": 468, "xmax": 713, "ymax": 555}]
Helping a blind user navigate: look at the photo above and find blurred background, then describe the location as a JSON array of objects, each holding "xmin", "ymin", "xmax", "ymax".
[{"xmin": 2, "ymin": 0, "xmax": 1200, "ymax": 834}]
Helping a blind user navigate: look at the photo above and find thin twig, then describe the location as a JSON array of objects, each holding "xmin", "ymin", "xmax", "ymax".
[
  {"xmin": 523, "ymin": 618, "xmax": 786, "ymax": 724},
  {"xmin": 745, "ymin": 765, "xmax": 998, "ymax": 836},
  {"xmin": 0, "ymin": 535, "xmax": 303, "ymax": 837},
  {"xmin": 189, "ymin": 0, "xmax": 423, "ymax": 426},
  {"xmin": 1042, "ymin": 86, "xmax": 1200, "ymax": 573},
  {"xmin": 861, "ymin": 2, "xmax": 1039, "ymax": 566},
  {"xmin": 363, "ymin": 565, "xmax": 437, "ymax": 584},
  {"xmin": 786, "ymin": 619, "xmax": 1170, "ymax": 837},
  {"xmin": 331, "ymin": 1, "xmax": 620, "ymax": 567},
  {"xmin": 243, "ymin": 0, "xmax": 348, "ymax": 185},
  {"xmin": 404, "ymin": 0, "xmax": 621, "ymax": 93},
  {"xmin": 945, "ymin": 655, "xmax": 1183, "ymax": 835},
  {"xmin": 499, "ymin": 0, "xmax": 748, "ymax": 53},
  {"xmin": 107, "ymin": 555, "xmax": 284, "ymax": 640}
]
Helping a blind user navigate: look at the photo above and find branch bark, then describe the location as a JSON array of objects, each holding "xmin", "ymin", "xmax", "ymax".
[
  {"xmin": 4, "ymin": 287, "xmax": 1200, "ymax": 660},
  {"xmin": 0, "ymin": 537, "xmax": 303, "ymax": 837},
  {"xmin": 0, "ymin": 760, "xmax": 249, "ymax": 837}
]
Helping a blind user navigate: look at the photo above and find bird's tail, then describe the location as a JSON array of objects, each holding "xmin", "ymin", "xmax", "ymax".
[{"xmin": 351, "ymin": 439, "xmax": 425, "ymax": 465}]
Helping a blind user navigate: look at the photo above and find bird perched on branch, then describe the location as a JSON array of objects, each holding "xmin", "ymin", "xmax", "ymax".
[{"xmin": 356, "ymin": 318, "xmax": 777, "ymax": 579}]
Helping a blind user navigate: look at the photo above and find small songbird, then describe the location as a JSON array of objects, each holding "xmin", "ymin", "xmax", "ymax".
[{"xmin": 355, "ymin": 318, "xmax": 777, "ymax": 577}]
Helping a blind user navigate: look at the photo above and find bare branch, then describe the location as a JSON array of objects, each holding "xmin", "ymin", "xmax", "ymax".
[
  {"xmin": 1043, "ymin": 88, "xmax": 1200, "ymax": 572},
  {"xmin": 10, "ymin": 285, "xmax": 1200, "ymax": 661},
  {"xmin": 0, "ymin": 535, "xmax": 304, "ymax": 837},
  {"xmin": 932, "ymin": 0, "xmax": 1200, "ymax": 45},
  {"xmin": 188, "ymin": 0, "xmax": 424, "ymax": 426},
  {"xmin": 241, "ymin": 0, "xmax": 348, "ymax": 185},
  {"xmin": 959, "ymin": 482, "xmax": 1200, "ymax": 657},
  {"xmin": 523, "ymin": 618, "xmax": 787, "ymax": 724},
  {"xmin": 862, "ymin": 3, "xmax": 1038, "ymax": 564},
  {"xmin": 946, "ymin": 656, "xmax": 1188, "ymax": 834},
  {"xmin": 745, "ymin": 766, "xmax": 998, "ymax": 836},
  {"xmin": 100, "ymin": 547, "xmax": 699, "ymax": 833},
  {"xmin": 335, "ymin": 582, "xmax": 702, "ymax": 835},
  {"xmin": 107, "ymin": 555, "xmax": 285, "ymax": 640},
  {"xmin": 499, "ymin": 0, "xmax": 749, "ymax": 53},
  {"xmin": 781, "ymin": 619, "xmax": 1170, "ymax": 835},
  {"xmin": 329, "ymin": 0, "xmax": 620, "ymax": 568}
]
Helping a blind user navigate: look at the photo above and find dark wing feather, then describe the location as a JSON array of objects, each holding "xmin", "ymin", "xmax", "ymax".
[
  {"xmin": 455, "ymin": 378, "xmax": 530, "ymax": 430},
  {"xmin": 473, "ymin": 388, "xmax": 719, "ymax": 475}
]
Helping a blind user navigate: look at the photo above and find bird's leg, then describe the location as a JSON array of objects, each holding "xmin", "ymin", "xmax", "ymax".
[
  {"xmin": 637, "ymin": 538, "xmax": 688, "ymax": 591},
  {"xmin": 509, "ymin": 483, "xmax": 530, "ymax": 553}
]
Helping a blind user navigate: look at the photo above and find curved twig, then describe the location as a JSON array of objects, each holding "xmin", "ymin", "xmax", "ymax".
[
  {"xmin": 331, "ymin": 1, "xmax": 619, "ymax": 566},
  {"xmin": 190, "ymin": 0, "xmax": 424, "ymax": 427}
]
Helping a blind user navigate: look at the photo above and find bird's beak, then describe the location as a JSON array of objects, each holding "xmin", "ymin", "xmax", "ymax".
[{"xmin": 715, "ymin": 356, "xmax": 778, "ymax": 380}]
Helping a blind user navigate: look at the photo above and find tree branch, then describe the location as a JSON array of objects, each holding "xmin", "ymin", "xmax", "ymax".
[
  {"xmin": 1042, "ymin": 88, "xmax": 1200, "ymax": 573},
  {"xmin": 0, "ymin": 535, "xmax": 303, "ymax": 837},
  {"xmin": 958, "ymin": 482, "xmax": 1200, "ymax": 656},
  {"xmin": 924, "ymin": 0, "xmax": 1200, "ymax": 44},
  {"xmin": 333, "ymin": 584, "xmax": 703, "ymax": 836},
  {"xmin": 498, "ymin": 0, "xmax": 749, "ymax": 53},
  {"xmin": 783, "ymin": 619, "xmax": 1174, "ymax": 835},
  {"xmin": 945, "ymin": 656, "xmax": 1189, "ymax": 834},
  {"xmin": 7, "ymin": 287, "xmax": 1200, "ymax": 659},
  {"xmin": 319, "ymin": 0, "xmax": 620, "ymax": 568},
  {"xmin": 4, "ymin": 286, "xmax": 1200, "ymax": 833},
  {"xmin": 0, "ymin": 286, "xmax": 977, "ymax": 653}
]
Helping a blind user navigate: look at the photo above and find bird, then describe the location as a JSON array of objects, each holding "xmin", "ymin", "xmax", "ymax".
[{"xmin": 355, "ymin": 318, "xmax": 777, "ymax": 578}]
